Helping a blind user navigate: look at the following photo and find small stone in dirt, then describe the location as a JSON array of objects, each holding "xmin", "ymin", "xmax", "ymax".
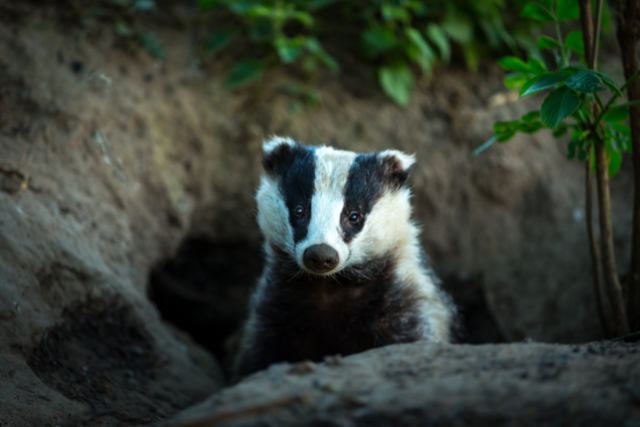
[
  {"xmin": 313, "ymin": 379, "xmax": 340, "ymax": 393},
  {"xmin": 288, "ymin": 361, "xmax": 316, "ymax": 375},
  {"xmin": 70, "ymin": 61, "xmax": 85, "ymax": 73},
  {"xmin": 323, "ymin": 355, "xmax": 343, "ymax": 366},
  {"xmin": 341, "ymin": 394, "xmax": 367, "ymax": 408}
]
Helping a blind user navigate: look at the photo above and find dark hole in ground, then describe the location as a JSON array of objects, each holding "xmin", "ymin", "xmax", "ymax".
[
  {"xmin": 148, "ymin": 237, "xmax": 263, "ymax": 374},
  {"xmin": 26, "ymin": 298, "xmax": 181, "ymax": 427},
  {"xmin": 441, "ymin": 275, "xmax": 506, "ymax": 344},
  {"xmin": 148, "ymin": 238, "xmax": 505, "ymax": 379}
]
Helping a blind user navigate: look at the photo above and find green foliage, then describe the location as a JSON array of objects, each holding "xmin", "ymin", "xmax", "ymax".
[
  {"xmin": 478, "ymin": 0, "xmax": 637, "ymax": 180},
  {"xmin": 379, "ymin": 64, "xmax": 414, "ymax": 105},
  {"xmin": 225, "ymin": 58, "xmax": 266, "ymax": 88},
  {"xmin": 198, "ymin": 0, "xmax": 538, "ymax": 104}
]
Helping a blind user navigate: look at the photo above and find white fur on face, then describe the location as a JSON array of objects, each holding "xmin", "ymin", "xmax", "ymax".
[
  {"xmin": 295, "ymin": 147, "xmax": 356, "ymax": 273},
  {"xmin": 346, "ymin": 187, "xmax": 415, "ymax": 267},
  {"xmin": 256, "ymin": 175, "xmax": 295, "ymax": 255}
]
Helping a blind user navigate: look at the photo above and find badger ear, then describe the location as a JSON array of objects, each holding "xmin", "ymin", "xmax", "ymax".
[
  {"xmin": 262, "ymin": 136, "xmax": 297, "ymax": 175},
  {"xmin": 378, "ymin": 149, "xmax": 416, "ymax": 188}
]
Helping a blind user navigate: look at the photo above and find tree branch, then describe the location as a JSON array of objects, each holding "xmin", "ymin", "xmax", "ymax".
[
  {"xmin": 615, "ymin": 0, "xmax": 640, "ymax": 332},
  {"xmin": 580, "ymin": 0, "xmax": 630, "ymax": 336}
]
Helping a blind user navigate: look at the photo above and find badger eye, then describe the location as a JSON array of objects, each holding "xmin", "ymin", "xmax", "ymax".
[
  {"xmin": 348, "ymin": 212, "xmax": 361, "ymax": 224},
  {"xmin": 294, "ymin": 205, "xmax": 305, "ymax": 217}
]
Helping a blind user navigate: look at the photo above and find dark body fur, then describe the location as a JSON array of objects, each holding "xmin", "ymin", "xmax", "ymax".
[{"xmin": 234, "ymin": 247, "xmax": 424, "ymax": 378}]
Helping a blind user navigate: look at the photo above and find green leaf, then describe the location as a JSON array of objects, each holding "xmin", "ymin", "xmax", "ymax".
[
  {"xmin": 498, "ymin": 56, "xmax": 531, "ymax": 73},
  {"xmin": 528, "ymin": 58, "xmax": 547, "ymax": 74},
  {"xmin": 493, "ymin": 120, "xmax": 519, "ymax": 141},
  {"xmin": 521, "ymin": 3, "xmax": 555, "ymax": 21},
  {"xmin": 608, "ymin": 149, "xmax": 622, "ymax": 177},
  {"xmin": 567, "ymin": 139, "xmax": 580, "ymax": 159},
  {"xmin": 275, "ymin": 36, "xmax": 304, "ymax": 63},
  {"xmin": 565, "ymin": 31, "xmax": 584, "ymax": 54},
  {"xmin": 362, "ymin": 27, "xmax": 398, "ymax": 58},
  {"xmin": 225, "ymin": 58, "xmax": 265, "ymax": 89},
  {"xmin": 379, "ymin": 64, "xmax": 415, "ymax": 105},
  {"xmin": 521, "ymin": 111, "xmax": 540, "ymax": 122},
  {"xmin": 463, "ymin": 42, "xmax": 480, "ymax": 72},
  {"xmin": 441, "ymin": 12, "xmax": 473, "ymax": 43},
  {"xmin": 611, "ymin": 99, "xmax": 640, "ymax": 109},
  {"xmin": 537, "ymin": 35, "xmax": 561, "ymax": 50},
  {"xmin": 590, "ymin": 145, "xmax": 623, "ymax": 176},
  {"xmin": 205, "ymin": 29, "xmax": 238, "ymax": 55},
  {"xmin": 405, "ymin": 28, "xmax": 434, "ymax": 72},
  {"xmin": 382, "ymin": 4, "xmax": 410, "ymax": 22},
  {"xmin": 132, "ymin": 0, "xmax": 155, "ymax": 11},
  {"xmin": 611, "ymin": 121, "xmax": 631, "ymax": 136},
  {"xmin": 138, "ymin": 32, "xmax": 165, "ymax": 60},
  {"xmin": 229, "ymin": 1, "xmax": 261, "ymax": 13},
  {"xmin": 305, "ymin": 38, "xmax": 339, "ymax": 73},
  {"xmin": 521, "ymin": 73, "xmax": 568, "ymax": 97},
  {"xmin": 290, "ymin": 11, "xmax": 314, "ymax": 26},
  {"xmin": 505, "ymin": 73, "xmax": 530, "ymax": 90},
  {"xmin": 198, "ymin": 0, "xmax": 218, "ymax": 10},
  {"xmin": 517, "ymin": 121, "xmax": 544, "ymax": 133},
  {"xmin": 473, "ymin": 135, "xmax": 497, "ymax": 156},
  {"xmin": 565, "ymin": 71, "xmax": 604, "ymax": 93},
  {"xmin": 540, "ymin": 86, "xmax": 582, "ymax": 129},
  {"xmin": 553, "ymin": 122, "xmax": 569, "ymax": 137},
  {"xmin": 538, "ymin": 0, "xmax": 553, "ymax": 6},
  {"xmin": 556, "ymin": 0, "xmax": 580, "ymax": 20},
  {"xmin": 603, "ymin": 106, "xmax": 630, "ymax": 122},
  {"xmin": 115, "ymin": 20, "xmax": 134, "ymax": 37},
  {"xmin": 595, "ymin": 71, "xmax": 622, "ymax": 96},
  {"xmin": 310, "ymin": 0, "xmax": 339, "ymax": 9},
  {"xmin": 426, "ymin": 24, "xmax": 450, "ymax": 62}
]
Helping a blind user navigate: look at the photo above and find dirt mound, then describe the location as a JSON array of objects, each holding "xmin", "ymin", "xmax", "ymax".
[{"xmin": 162, "ymin": 340, "xmax": 640, "ymax": 427}]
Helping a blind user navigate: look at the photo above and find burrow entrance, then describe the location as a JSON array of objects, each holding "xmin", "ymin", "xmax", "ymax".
[{"xmin": 147, "ymin": 237, "xmax": 505, "ymax": 379}]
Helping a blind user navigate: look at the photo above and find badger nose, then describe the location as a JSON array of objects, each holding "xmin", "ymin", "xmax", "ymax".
[{"xmin": 303, "ymin": 244, "xmax": 339, "ymax": 273}]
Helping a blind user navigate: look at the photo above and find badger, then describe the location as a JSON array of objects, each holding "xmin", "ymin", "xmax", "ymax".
[{"xmin": 233, "ymin": 137, "xmax": 456, "ymax": 378}]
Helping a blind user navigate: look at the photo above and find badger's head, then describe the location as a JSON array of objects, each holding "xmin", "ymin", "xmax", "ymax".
[{"xmin": 256, "ymin": 137, "xmax": 416, "ymax": 276}]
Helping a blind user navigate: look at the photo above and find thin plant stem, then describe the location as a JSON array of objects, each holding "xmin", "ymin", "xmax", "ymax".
[
  {"xmin": 586, "ymin": 158, "xmax": 611, "ymax": 337},
  {"xmin": 592, "ymin": 0, "xmax": 604, "ymax": 67}
]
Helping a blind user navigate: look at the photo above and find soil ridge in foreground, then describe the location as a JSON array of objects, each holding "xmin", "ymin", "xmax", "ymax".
[{"xmin": 161, "ymin": 340, "xmax": 640, "ymax": 427}]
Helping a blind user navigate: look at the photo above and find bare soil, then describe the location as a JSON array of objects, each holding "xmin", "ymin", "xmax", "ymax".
[{"xmin": 163, "ymin": 340, "xmax": 640, "ymax": 427}]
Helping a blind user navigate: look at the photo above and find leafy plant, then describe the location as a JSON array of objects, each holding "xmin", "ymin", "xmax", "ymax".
[
  {"xmin": 477, "ymin": 0, "xmax": 640, "ymax": 337},
  {"xmin": 198, "ymin": 0, "xmax": 538, "ymax": 104}
]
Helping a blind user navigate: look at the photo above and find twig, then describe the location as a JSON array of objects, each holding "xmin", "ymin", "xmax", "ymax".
[{"xmin": 608, "ymin": 330, "xmax": 640, "ymax": 342}]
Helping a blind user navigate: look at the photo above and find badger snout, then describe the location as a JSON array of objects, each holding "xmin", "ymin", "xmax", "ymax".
[{"xmin": 303, "ymin": 244, "xmax": 339, "ymax": 273}]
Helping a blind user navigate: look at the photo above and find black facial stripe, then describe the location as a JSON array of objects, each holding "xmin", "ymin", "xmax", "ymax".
[
  {"xmin": 277, "ymin": 144, "xmax": 316, "ymax": 243},
  {"xmin": 341, "ymin": 153, "xmax": 384, "ymax": 243}
]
